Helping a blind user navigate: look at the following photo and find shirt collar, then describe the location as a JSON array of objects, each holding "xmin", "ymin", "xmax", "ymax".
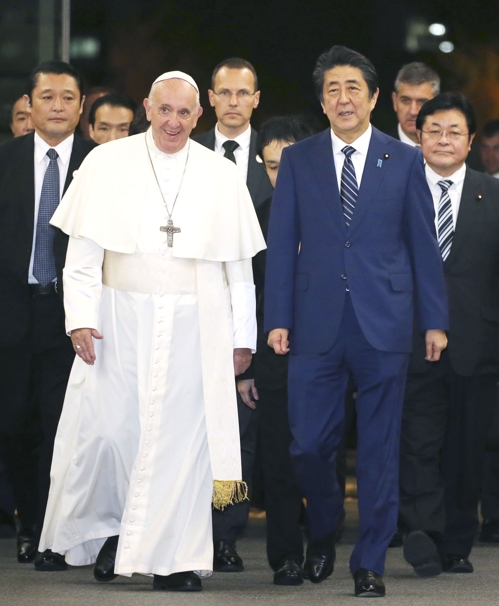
[
  {"xmin": 330, "ymin": 124, "xmax": 372, "ymax": 158},
  {"xmin": 425, "ymin": 162, "xmax": 467, "ymax": 190},
  {"xmin": 398, "ymin": 123, "xmax": 419, "ymax": 147},
  {"xmin": 34, "ymin": 131, "xmax": 74, "ymax": 166},
  {"xmin": 215, "ymin": 123, "xmax": 251, "ymax": 152}
]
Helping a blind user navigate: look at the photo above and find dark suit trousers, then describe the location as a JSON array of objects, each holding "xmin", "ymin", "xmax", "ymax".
[
  {"xmin": 0, "ymin": 292, "xmax": 74, "ymax": 542},
  {"xmin": 258, "ymin": 385, "xmax": 304, "ymax": 570},
  {"xmin": 482, "ymin": 450, "xmax": 499, "ymax": 520},
  {"xmin": 212, "ymin": 392, "xmax": 259, "ymax": 542},
  {"xmin": 288, "ymin": 294, "xmax": 409, "ymax": 576},
  {"xmin": 399, "ymin": 352, "xmax": 497, "ymax": 557}
]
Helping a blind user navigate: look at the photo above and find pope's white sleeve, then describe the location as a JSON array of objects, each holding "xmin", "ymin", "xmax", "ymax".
[
  {"xmin": 63, "ymin": 236, "xmax": 104, "ymax": 334},
  {"xmin": 225, "ymin": 258, "xmax": 257, "ymax": 352}
]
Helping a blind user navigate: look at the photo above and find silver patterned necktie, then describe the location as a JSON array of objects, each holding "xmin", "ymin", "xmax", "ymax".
[
  {"xmin": 437, "ymin": 179, "xmax": 454, "ymax": 261},
  {"xmin": 340, "ymin": 146, "xmax": 359, "ymax": 227},
  {"xmin": 33, "ymin": 149, "xmax": 60, "ymax": 286}
]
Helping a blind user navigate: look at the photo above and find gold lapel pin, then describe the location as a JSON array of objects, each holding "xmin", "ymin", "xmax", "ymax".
[
  {"xmin": 477, "ymin": 194, "xmax": 483, "ymax": 201},
  {"xmin": 384, "ymin": 153, "xmax": 390, "ymax": 159}
]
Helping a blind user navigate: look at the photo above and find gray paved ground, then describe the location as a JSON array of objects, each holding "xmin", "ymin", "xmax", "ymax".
[{"xmin": 2, "ymin": 502, "xmax": 499, "ymax": 606}]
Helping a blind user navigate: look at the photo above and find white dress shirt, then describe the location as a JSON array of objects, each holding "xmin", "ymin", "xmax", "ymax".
[
  {"xmin": 330, "ymin": 124, "xmax": 372, "ymax": 191},
  {"xmin": 398, "ymin": 123, "xmax": 419, "ymax": 147},
  {"xmin": 214, "ymin": 123, "xmax": 251, "ymax": 182},
  {"xmin": 425, "ymin": 163, "xmax": 466, "ymax": 233},
  {"xmin": 29, "ymin": 132, "xmax": 74, "ymax": 284}
]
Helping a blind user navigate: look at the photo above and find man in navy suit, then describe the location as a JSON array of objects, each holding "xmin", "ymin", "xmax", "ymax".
[{"xmin": 264, "ymin": 46, "xmax": 449, "ymax": 598}]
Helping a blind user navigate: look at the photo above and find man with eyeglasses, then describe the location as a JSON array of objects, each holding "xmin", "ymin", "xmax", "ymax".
[
  {"xmin": 194, "ymin": 57, "xmax": 272, "ymax": 574},
  {"xmin": 400, "ymin": 93, "xmax": 499, "ymax": 578}
]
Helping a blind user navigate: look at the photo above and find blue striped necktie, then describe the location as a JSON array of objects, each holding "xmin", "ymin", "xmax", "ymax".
[
  {"xmin": 340, "ymin": 146, "xmax": 359, "ymax": 227},
  {"xmin": 437, "ymin": 179, "xmax": 454, "ymax": 261},
  {"xmin": 33, "ymin": 148, "xmax": 60, "ymax": 286}
]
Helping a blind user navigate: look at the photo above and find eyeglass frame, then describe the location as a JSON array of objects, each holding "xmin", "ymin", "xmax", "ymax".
[
  {"xmin": 211, "ymin": 89, "xmax": 258, "ymax": 101},
  {"xmin": 420, "ymin": 129, "xmax": 470, "ymax": 141}
]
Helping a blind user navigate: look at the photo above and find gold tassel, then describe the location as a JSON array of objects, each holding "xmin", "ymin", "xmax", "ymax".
[{"xmin": 212, "ymin": 480, "xmax": 249, "ymax": 510}]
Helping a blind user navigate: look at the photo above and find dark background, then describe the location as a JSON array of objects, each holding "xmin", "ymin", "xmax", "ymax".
[{"xmin": 2, "ymin": 0, "xmax": 499, "ymax": 135}]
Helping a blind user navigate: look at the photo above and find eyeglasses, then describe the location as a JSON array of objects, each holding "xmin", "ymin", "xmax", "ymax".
[
  {"xmin": 212, "ymin": 90, "xmax": 256, "ymax": 101},
  {"xmin": 421, "ymin": 129, "xmax": 469, "ymax": 141}
]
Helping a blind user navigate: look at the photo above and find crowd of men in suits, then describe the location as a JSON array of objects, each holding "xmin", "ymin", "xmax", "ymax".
[{"xmin": 1, "ymin": 45, "xmax": 499, "ymax": 598}]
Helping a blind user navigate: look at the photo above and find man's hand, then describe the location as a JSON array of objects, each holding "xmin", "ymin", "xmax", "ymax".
[
  {"xmin": 268, "ymin": 328, "xmax": 289, "ymax": 355},
  {"xmin": 71, "ymin": 328, "xmax": 103, "ymax": 365},
  {"xmin": 425, "ymin": 329, "xmax": 447, "ymax": 362},
  {"xmin": 237, "ymin": 378, "xmax": 259, "ymax": 410},
  {"xmin": 234, "ymin": 347, "xmax": 252, "ymax": 376}
]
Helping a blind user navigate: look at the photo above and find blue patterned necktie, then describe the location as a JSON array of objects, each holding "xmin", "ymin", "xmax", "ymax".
[
  {"xmin": 33, "ymin": 149, "xmax": 60, "ymax": 286},
  {"xmin": 340, "ymin": 146, "xmax": 359, "ymax": 227},
  {"xmin": 437, "ymin": 179, "xmax": 454, "ymax": 261}
]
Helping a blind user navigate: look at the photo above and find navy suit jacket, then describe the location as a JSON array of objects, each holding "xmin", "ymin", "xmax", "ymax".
[{"xmin": 264, "ymin": 126, "xmax": 449, "ymax": 355}]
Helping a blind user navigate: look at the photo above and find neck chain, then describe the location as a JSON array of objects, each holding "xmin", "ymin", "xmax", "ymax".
[{"xmin": 145, "ymin": 134, "xmax": 190, "ymax": 246}]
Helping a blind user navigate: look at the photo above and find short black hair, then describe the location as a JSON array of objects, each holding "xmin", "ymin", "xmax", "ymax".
[
  {"xmin": 89, "ymin": 93, "xmax": 137, "ymax": 127},
  {"xmin": 256, "ymin": 115, "xmax": 322, "ymax": 160},
  {"xmin": 313, "ymin": 45, "xmax": 378, "ymax": 101},
  {"xmin": 211, "ymin": 58, "xmax": 258, "ymax": 91},
  {"xmin": 27, "ymin": 60, "xmax": 84, "ymax": 100},
  {"xmin": 482, "ymin": 119, "xmax": 499, "ymax": 139},
  {"xmin": 394, "ymin": 62, "xmax": 440, "ymax": 95},
  {"xmin": 416, "ymin": 92, "xmax": 477, "ymax": 136}
]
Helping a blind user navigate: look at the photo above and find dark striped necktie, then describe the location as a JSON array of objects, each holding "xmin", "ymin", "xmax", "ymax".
[
  {"xmin": 437, "ymin": 179, "xmax": 454, "ymax": 261},
  {"xmin": 340, "ymin": 146, "xmax": 358, "ymax": 227},
  {"xmin": 33, "ymin": 148, "xmax": 60, "ymax": 286}
]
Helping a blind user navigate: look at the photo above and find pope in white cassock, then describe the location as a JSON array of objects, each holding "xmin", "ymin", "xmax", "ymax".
[{"xmin": 38, "ymin": 71, "xmax": 265, "ymax": 592}]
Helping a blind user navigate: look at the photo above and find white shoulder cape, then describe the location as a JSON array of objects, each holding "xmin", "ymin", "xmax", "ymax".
[{"xmin": 51, "ymin": 132, "xmax": 266, "ymax": 261}]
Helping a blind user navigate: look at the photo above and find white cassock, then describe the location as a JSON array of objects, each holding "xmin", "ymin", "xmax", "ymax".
[{"xmin": 39, "ymin": 130, "xmax": 266, "ymax": 577}]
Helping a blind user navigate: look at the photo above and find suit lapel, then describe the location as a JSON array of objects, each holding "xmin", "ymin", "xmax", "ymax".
[
  {"xmin": 246, "ymin": 128, "xmax": 262, "ymax": 194},
  {"xmin": 347, "ymin": 128, "xmax": 387, "ymax": 235},
  {"xmin": 18, "ymin": 133, "xmax": 36, "ymax": 233},
  {"xmin": 308, "ymin": 129, "xmax": 346, "ymax": 233},
  {"xmin": 444, "ymin": 168, "xmax": 481, "ymax": 268},
  {"xmin": 64, "ymin": 135, "xmax": 86, "ymax": 194}
]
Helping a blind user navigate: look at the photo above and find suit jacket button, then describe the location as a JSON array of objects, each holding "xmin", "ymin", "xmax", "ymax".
[
  {"xmin": 345, "ymin": 241, "xmax": 351, "ymax": 248},
  {"xmin": 341, "ymin": 273, "xmax": 347, "ymax": 280}
]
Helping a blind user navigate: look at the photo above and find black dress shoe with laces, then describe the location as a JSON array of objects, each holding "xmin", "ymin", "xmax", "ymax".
[
  {"xmin": 17, "ymin": 527, "xmax": 37, "ymax": 563},
  {"xmin": 403, "ymin": 530, "xmax": 442, "ymax": 577},
  {"xmin": 441, "ymin": 554, "xmax": 473, "ymax": 573},
  {"xmin": 153, "ymin": 571, "xmax": 202, "ymax": 591},
  {"xmin": 94, "ymin": 535, "xmax": 119, "ymax": 582},
  {"xmin": 34, "ymin": 549, "xmax": 68, "ymax": 571},
  {"xmin": 353, "ymin": 568, "xmax": 385, "ymax": 597},
  {"xmin": 273, "ymin": 559, "xmax": 304, "ymax": 586},
  {"xmin": 213, "ymin": 540, "xmax": 244, "ymax": 572},
  {"xmin": 304, "ymin": 531, "xmax": 336, "ymax": 583}
]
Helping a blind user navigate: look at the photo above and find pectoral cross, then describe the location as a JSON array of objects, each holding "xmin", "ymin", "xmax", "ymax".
[{"xmin": 160, "ymin": 218, "xmax": 181, "ymax": 247}]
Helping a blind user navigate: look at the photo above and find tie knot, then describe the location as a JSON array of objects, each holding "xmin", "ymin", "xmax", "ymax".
[
  {"xmin": 342, "ymin": 145, "xmax": 356, "ymax": 160},
  {"xmin": 47, "ymin": 148, "xmax": 59, "ymax": 161},
  {"xmin": 437, "ymin": 179, "xmax": 452, "ymax": 193},
  {"xmin": 223, "ymin": 140, "xmax": 239, "ymax": 154}
]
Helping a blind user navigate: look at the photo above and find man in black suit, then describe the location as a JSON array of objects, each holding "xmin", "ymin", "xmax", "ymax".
[
  {"xmin": 237, "ymin": 115, "xmax": 319, "ymax": 585},
  {"xmin": 194, "ymin": 57, "xmax": 272, "ymax": 572},
  {"xmin": 400, "ymin": 93, "xmax": 499, "ymax": 577},
  {"xmin": 391, "ymin": 62, "xmax": 439, "ymax": 147},
  {"xmin": 0, "ymin": 60, "xmax": 95, "ymax": 570}
]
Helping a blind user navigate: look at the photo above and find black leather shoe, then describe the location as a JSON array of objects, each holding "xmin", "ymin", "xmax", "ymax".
[
  {"xmin": 403, "ymin": 530, "xmax": 442, "ymax": 577},
  {"xmin": 353, "ymin": 568, "xmax": 385, "ymax": 597},
  {"xmin": 304, "ymin": 531, "xmax": 336, "ymax": 583},
  {"xmin": 17, "ymin": 527, "xmax": 37, "ymax": 563},
  {"xmin": 441, "ymin": 554, "xmax": 473, "ymax": 573},
  {"xmin": 153, "ymin": 571, "xmax": 202, "ymax": 591},
  {"xmin": 273, "ymin": 559, "xmax": 304, "ymax": 586},
  {"xmin": 34, "ymin": 549, "xmax": 68, "ymax": 571},
  {"xmin": 479, "ymin": 519, "xmax": 499, "ymax": 543},
  {"xmin": 94, "ymin": 535, "xmax": 119, "ymax": 582},
  {"xmin": 213, "ymin": 540, "xmax": 244, "ymax": 572}
]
